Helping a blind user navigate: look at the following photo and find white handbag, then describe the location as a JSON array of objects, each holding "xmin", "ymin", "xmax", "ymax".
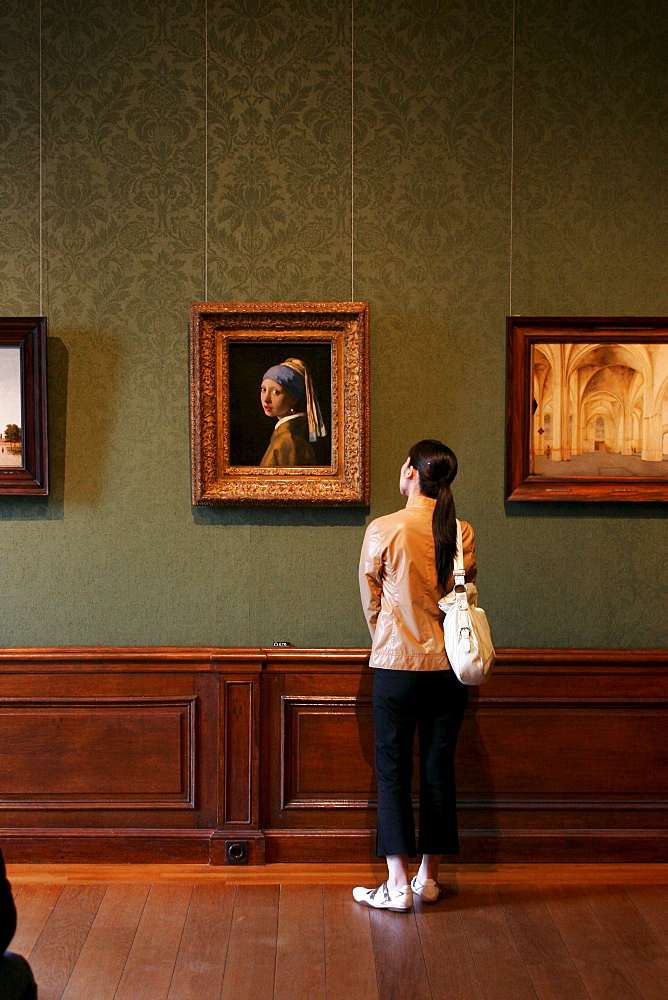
[{"xmin": 438, "ymin": 519, "xmax": 495, "ymax": 685}]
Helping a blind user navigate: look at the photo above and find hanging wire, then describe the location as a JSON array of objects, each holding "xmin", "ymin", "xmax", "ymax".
[
  {"xmin": 509, "ymin": 0, "xmax": 516, "ymax": 316},
  {"xmin": 249, "ymin": 24, "xmax": 254, "ymax": 302},
  {"xmin": 39, "ymin": 0, "xmax": 43, "ymax": 315},
  {"xmin": 350, "ymin": 0, "xmax": 355, "ymax": 301},
  {"xmin": 204, "ymin": 0, "xmax": 209, "ymax": 301}
]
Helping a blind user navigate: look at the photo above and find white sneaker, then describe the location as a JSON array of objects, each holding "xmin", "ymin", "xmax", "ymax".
[
  {"xmin": 410, "ymin": 875, "xmax": 441, "ymax": 902},
  {"xmin": 352, "ymin": 881, "xmax": 413, "ymax": 912}
]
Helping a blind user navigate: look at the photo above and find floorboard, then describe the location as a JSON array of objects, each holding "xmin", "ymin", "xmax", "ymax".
[
  {"xmin": 27, "ymin": 885, "xmax": 106, "ymax": 1000},
  {"xmin": 167, "ymin": 884, "xmax": 236, "ymax": 1000},
  {"xmin": 497, "ymin": 883, "xmax": 590, "ymax": 1000},
  {"xmin": 220, "ymin": 885, "xmax": 279, "ymax": 1000},
  {"xmin": 625, "ymin": 885, "xmax": 668, "ymax": 946},
  {"xmin": 11, "ymin": 884, "xmax": 63, "ymax": 957},
  {"xmin": 458, "ymin": 885, "xmax": 539, "ymax": 1000},
  {"xmin": 585, "ymin": 884, "xmax": 668, "ymax": 1000},
  {"xmin": 369, "ymin": 906, "xmax": 432, "ymax": 1000},
  {"xmin": 8, "ymin": 865, "xmax": 668, "ymax": 1000},
  {"xmin": 114, "ymin": 884, "xmax": 193, "ymax": 1000},
  {"xmin": 541, "ymin": 884, "xmax": 645, "ymax": 1000},
  {"xmin": 414, "ymin": 890, "xmax": 486, "ymax": 1000},
  {"xmin": 324, "ymin": 884, "xmax": 379, "ymax": 1000},
  {"xmin": 59, "ymin": 883, "xmax": 148, "ymax": 1000},
  {"xmin": 275, "ymin": 885, "xmax": 326, "ymax": 1000}
]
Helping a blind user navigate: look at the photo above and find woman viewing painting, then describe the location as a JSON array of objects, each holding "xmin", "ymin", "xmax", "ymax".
[{"xmin": 354, "ymin": 440, "xmax": 477, "ymax": 911}]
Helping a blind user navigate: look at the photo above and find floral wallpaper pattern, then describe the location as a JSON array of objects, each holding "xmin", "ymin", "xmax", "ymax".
[{"xmin": 0, "ymin": 0, "xmax": 666, "ymax": 648}]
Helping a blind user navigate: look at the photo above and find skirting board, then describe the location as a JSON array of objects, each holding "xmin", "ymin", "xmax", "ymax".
[{"xmin": 262, "ymin": 830, "xmax": 668, "ymax": 864}]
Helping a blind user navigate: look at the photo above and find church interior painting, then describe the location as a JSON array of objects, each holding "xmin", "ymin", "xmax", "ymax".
[{"xmin": 532, "ymin": 341, "xmax": 668, "ymax": 476}]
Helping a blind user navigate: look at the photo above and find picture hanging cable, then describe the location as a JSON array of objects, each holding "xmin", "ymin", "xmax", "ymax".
[
  {"xmin": 39, "ymin": 0, "xmax": 43, "ymax": 315},
  {"xmin": 509, "ymin": 0, "xmax": 516, "ymax": 317},
  {"xmin": 350, "ymin": 0, "xmax": 355, "ymax": 301},
  {"xmin": 250, "ymin": 41, "xmax": 254, "ymax": 302},
  {"xmin": 204, "ymin": 0, "xmax": 209, "ymax": 301}
]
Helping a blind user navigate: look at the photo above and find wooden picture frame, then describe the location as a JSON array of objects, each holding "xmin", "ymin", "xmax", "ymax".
[
  {"xmin": 506, "ymin": 316, "xmax": 668, "ymax": 501},
  {"xmin": 0, "ymin": 317, "xmax": 48, "ymax": 496},
  {"xmin": 190, "ymin": 302, "xmax": 369, "ymax": 505}
]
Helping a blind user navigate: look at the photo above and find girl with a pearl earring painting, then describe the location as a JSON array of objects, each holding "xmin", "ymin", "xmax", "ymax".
[{"xmin": 259, "ymin": 358, "xmax": 327, "ymax": 467}]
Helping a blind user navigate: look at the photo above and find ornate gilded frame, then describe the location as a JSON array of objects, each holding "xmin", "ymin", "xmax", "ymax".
[
  {"xmin": 0, "ymin": 317, "xmax": 49, "ymax": 496},
  {"xmin": 506, "ymin": 316, "xmax": 668, "ymax": 501},
  {"xmin": 190, "ymin": 302, "xmax": 369, "ymax": 505}
]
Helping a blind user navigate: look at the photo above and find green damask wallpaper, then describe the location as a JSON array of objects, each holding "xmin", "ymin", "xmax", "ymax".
[{"xmin": 0, "ymin": 0, "xmax": 666, "ymax": 648}]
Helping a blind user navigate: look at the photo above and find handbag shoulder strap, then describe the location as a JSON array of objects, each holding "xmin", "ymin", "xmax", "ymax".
[{"xmin": 453, "ymin": 518, "xmax": 466, "ymax": 586}]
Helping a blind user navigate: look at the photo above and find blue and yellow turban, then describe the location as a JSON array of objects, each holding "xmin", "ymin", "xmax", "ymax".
[{"xmin": 262, "ymin": 357, "xmax": 327, "ymax": 443}]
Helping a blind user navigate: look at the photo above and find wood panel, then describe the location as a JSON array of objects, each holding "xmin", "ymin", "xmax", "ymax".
[
  {"xmin": 282, "ymin": 697, "xmax": 375, "ymax": 808},
  {"xmin": 220, "ymin": 673, "xmax": 261, "ymax": 827},
  {"xmin": 0, "ymin": 646, "xmax": 665, "ymax": 864},
  {"xmin": 261, "ymin": 649, "xmax": 668, "ymax": 863},
  {"xmin": 210, "ymin": 658, "xmax": 265, "ymax": 864},
  {"xmin": 0, "ymin": 649, "xmax": 263, "ymax": 864},
  {"xmin": 461, "ymin": 704, "xmax": 666, "ymax": 800},
  {"xmin": 0, "ymin": 698, "xmax": 195, "ymax": 808}
]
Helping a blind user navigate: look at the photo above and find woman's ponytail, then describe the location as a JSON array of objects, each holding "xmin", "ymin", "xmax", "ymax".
[
  {"xmin": 407, "ymin": 439, "xmax": 458, "ymax": 591},
  {"xmin": 433, "ymin": 479, "xmax": 457, "ymax": 590}
]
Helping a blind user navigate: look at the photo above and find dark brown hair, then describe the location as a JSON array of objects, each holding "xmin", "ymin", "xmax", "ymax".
[{"xmin": 408, "ymin": 439, "xmax": 458, "ymax": 590}]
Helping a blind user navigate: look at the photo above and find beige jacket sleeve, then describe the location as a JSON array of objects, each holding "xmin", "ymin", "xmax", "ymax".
[{"xmin": 358, "ymin": 522, "xmax": 384, "ymax": 637}]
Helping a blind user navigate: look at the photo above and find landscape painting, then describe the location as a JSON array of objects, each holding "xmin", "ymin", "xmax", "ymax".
[
  {"xmin": 0, "ymin": 317, "xmax": 49, "ymax": 496},
  {"xmin": 0, "ymin": 346, "xmax": 22, "ymax": 468}
]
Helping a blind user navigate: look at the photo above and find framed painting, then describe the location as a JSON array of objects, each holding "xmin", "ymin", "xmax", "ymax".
[
  {"xmin": 0, "ymin": 317, "xmax": 48, "ymax": 496},
  {"xmin": 190, "ymin": 302, "xmax": 369, "ymax": 505},
  {"xmin": 506, "ymin": 317, "xmax": 668, "ymax": 501}
]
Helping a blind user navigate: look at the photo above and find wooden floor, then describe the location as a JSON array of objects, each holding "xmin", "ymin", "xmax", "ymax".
[{"xmin": 7, "ymin": 864, "xmax": 668, "ymax": 1000}]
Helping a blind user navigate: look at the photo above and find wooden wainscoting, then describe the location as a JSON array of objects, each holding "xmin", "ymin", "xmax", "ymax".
[
  {"xmin": 260, "ymin": 648, "xmax": 668, "ymax": 863},
  {"xmin": 0, "ymin": 647, "xmax": 666, "ymax": 863},
  {"xmin": 0, "ymin": 648, "xmax": 265, "ymax": 864}
]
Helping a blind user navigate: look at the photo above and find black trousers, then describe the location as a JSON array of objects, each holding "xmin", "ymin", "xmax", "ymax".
[{"xmin": 372, "ymin": 667, "xmax": 469, "ymax": 858}]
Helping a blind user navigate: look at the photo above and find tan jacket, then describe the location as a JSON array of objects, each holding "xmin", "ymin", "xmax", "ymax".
[{"xmin": 359, "ymin": 494, "xmax": 477, "ymax": 670}]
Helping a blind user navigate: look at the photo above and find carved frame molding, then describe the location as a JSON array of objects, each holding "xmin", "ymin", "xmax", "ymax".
[{"xmin": 190, "ymin": 302, "xmax": 370, "ymax": 505}]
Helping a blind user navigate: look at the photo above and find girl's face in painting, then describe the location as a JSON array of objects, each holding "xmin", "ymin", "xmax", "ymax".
[{"xmin": 260, "ymin": 378, "xmax": 295, "ymax": 418}]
